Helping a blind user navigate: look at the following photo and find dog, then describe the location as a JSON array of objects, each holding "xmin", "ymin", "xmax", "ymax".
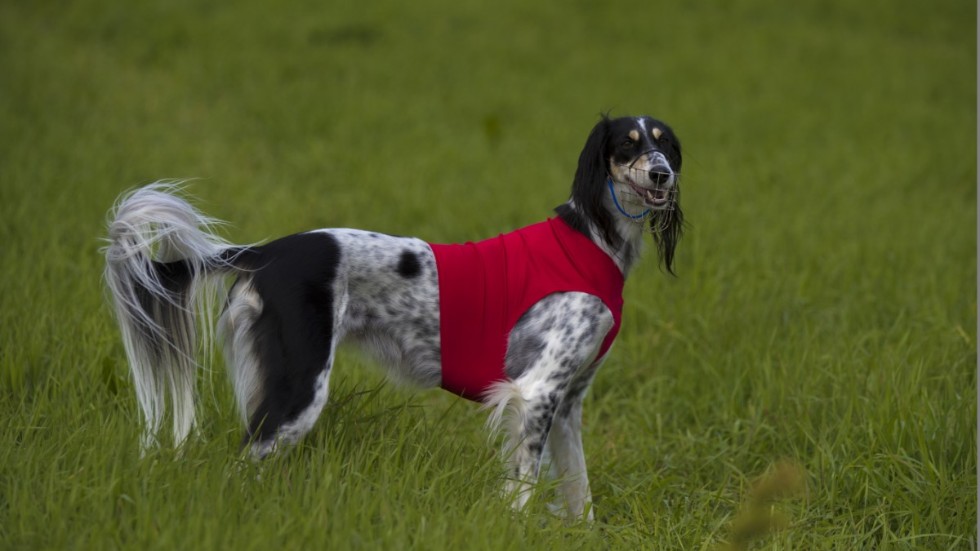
[{"xmin": 103, "ymin": 114, "xmax": 682, "ymax": 520}]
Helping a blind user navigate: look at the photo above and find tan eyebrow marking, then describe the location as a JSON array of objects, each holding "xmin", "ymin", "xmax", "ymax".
[
  {"xmin": 628, "ymin": 129, "xmax": 640, "ymax": 141},
  {"xmin": 652, "ymin": 127, "xmax": 663, "ymax": 140}
]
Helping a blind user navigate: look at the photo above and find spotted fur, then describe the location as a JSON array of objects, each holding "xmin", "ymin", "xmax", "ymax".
[{"xmin": 103, "ymin": 115, "xmax": 682, "ymax": 521}]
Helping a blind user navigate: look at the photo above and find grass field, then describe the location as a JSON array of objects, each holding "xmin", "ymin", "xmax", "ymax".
[{"xmin": 0, "ymin": 0, "xmax": 976, "ymax": 549}]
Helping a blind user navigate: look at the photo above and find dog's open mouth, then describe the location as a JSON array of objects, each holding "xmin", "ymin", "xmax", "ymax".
[{"xmin": 628, "ymin": 181, "xmax": 671, "ymax": 208}]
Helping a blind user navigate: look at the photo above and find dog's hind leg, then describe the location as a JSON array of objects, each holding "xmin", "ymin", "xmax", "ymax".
[
  {"xmin": 220, "ymin": 277, "xmax": 340, "ymax": 460},
  {"xmin": 491, "ymin": 293, "xmax": 614, "ymax": 515},
  {"xmin": 221, "ymin": 232, "xmax": 345, "ymax": 459}
]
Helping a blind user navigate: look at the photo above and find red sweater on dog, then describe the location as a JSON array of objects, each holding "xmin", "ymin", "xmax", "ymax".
[{"xmin": 429, "ymin": 217, "xmax": 625, "ymax": 402}]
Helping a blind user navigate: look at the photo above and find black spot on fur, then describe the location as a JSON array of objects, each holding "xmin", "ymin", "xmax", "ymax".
[
  {"xmin": 505, "ymin": 332, "xmax": 547, "ymax": 379},
  {"xmin": 396, "ymin": 250, "xmax": 421, "ymax": 279}
]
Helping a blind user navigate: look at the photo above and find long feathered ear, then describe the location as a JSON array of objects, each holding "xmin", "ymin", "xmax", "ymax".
[
  {"xmin": 650, "ymin": 190, "xmax": 684, "ymax": 275},
  {"xmin": 568, "ymin": 116, "xmax": 621, "ymax": 249}
]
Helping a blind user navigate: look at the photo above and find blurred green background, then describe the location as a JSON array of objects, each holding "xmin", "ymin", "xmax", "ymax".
[{"xmin": 1, "ymin": 1, "xmax": 975, "ymax": 549}]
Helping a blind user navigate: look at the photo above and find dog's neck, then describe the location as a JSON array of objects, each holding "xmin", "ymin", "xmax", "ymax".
[{"xmin": 560, "ymin": 199, "xmax": 646, "ymax": 276}]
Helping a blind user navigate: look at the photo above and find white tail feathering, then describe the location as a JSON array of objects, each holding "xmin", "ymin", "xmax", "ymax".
[{"xmin": 103, "ymin": 182, "xmax": 238, "ymax": 449}]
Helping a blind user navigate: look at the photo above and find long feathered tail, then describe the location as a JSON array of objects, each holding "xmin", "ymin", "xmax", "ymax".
[{"xmin": 103, "ymin": 183, "xmax": 245, "ymax": 449}]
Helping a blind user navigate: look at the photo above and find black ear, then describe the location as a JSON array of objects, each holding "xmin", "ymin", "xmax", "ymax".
[{"xmin": 564, "ymin": 116, "xmax": 621, "ymax": 249}]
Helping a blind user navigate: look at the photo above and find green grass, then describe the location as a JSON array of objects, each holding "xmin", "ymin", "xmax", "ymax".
[{"xmin": 0, "ymin": 0, "xmax": 975, "ymax": 549}]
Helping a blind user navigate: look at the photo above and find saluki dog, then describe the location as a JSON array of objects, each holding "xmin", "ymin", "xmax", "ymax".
[{"xmin": 103, "ymin": 115, "xmax": 683, "ymax": 520}]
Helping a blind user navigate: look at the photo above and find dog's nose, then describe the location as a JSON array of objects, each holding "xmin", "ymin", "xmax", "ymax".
[{"xmin": 649, "ymin": 166, "xmax": 672, "ymax": 186}]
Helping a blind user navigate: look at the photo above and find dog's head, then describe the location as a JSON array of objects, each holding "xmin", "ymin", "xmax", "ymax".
[{"xmin": 565, "ymin": 115, "xmax": 684, "ymax": 273}]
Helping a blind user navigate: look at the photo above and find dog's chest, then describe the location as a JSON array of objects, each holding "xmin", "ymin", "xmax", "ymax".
[{"xmin": 429, "ymin": 218, "xmax": 624, "ymax": 401}]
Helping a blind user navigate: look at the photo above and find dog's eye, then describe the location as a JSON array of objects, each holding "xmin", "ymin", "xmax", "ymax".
[{"xmin": 621, "ymin": 139, "xmax": 635, "ymax": 148}]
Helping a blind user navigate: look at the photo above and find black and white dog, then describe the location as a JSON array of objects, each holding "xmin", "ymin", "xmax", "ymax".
[{"xmin": 104, "ymin": 115, "xmax": 682, "ymax": 520}]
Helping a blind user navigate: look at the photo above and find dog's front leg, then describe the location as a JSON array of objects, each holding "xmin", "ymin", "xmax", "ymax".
[
  {"xmin": 500, "ymin": 383, "xmax": 560, "ymax": 511},
  {"xmin": 497, "ymin": 293, "xmax": 614, "ymax": 514},
  {"xmin": 547, "ymin": 377, "xmax": 596, "ymax": 521}
]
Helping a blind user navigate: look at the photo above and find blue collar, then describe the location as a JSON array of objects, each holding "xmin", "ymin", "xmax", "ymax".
[{"xmin": 607, "ymin": 178, "xmax": 650, "ymax": 220}]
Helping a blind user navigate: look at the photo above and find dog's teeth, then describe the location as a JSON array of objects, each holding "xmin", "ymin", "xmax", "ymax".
[{"xmin": 645, "ymin": 189, "xmax": 656, "ymax": 202}]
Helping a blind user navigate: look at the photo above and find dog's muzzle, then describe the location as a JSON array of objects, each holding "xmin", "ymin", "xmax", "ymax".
[{"xmin": 623, "ymin": 151, "xmax": 676, "ymax": 209}]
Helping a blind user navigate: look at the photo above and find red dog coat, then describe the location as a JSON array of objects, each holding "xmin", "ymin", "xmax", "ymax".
[{"xmin": 429, "ymin": 217, "xmax": 625, "ymax": 402}]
